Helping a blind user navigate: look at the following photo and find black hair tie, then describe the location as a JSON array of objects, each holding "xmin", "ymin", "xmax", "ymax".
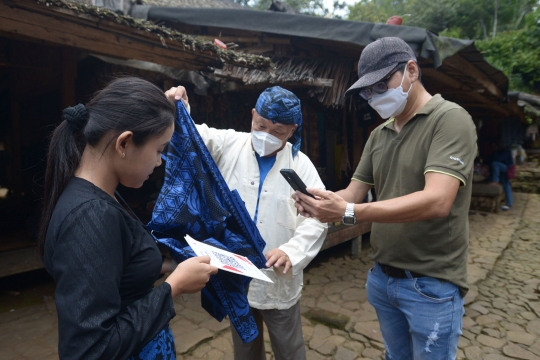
[{"xmin": 63, "ymin": 104, "xmax": 89, "ymax": 131}]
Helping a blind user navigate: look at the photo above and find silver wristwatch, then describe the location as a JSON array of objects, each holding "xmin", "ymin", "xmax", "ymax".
[{"xmin": 342, "ymin": 203, "xmax": 356, "ymax": 226}]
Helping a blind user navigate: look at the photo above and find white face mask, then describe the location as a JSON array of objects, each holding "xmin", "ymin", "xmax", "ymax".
[
  {"xmin": 251, "ymin": 130, "xmax": 284, "ymax": 157},
  {"xmin": 368, "ymin": 70, "xmax": 413, "ymax": 119}
]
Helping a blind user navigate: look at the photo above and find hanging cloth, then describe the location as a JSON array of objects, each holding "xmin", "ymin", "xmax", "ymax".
[{"xmin": 147, "ymin": 101, "xmax": 267, "ymax": 343}]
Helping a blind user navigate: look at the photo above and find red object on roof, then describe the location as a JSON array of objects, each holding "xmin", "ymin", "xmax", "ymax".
[
  {"xmin": 386, "ymin": 16, "xmax": 403, "ymax": 25},
  {"xmin": 214, "ymin": 39, "xmax": 227, "ymax": 49}
]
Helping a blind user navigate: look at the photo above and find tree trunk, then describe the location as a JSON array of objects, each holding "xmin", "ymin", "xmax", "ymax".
[
  {"xmin": 480, "ymin": 19, "xmax": 489, "ymax": 41},
  {"xmin": 515, "ymin": 0, "xmax": 532, "ymax": 29},
  {"xmin": 492, "ymin": 0, "xmax": 498, "ymax": 39},
  {"xmin": 515, "ymin": 10, "xmax": 526, "ymax": 28}
]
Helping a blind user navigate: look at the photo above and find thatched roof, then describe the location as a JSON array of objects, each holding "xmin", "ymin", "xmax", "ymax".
[
  {"xmin": 138, "ymin": 7, "xmax": 522, "ymax": 117},
  {"xmin": 217, "ymin": 57, "xmax": 353, "ymax": 107},
  {"xmin": 2, "ymin": 0, "xmax": 272, "ymax": 70},
  {"xmin": 141, "ymin": 0, "xmax": 243, "ymax": 8}
]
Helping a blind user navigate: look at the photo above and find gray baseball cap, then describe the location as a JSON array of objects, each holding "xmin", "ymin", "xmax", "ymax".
[{"xmin": 345, "ymin": 37, "xmax": 417, "ymax": 97}]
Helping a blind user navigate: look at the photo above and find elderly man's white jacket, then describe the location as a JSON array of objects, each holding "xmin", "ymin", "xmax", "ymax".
[{"xmin": 195, "ymin": 123, "xmax": 328, "ymax": 310}]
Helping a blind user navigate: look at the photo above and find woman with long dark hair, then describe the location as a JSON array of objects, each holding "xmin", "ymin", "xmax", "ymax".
[{"xmin": 39, "ymin": 77, "xmax": 217, "ymax": 359}]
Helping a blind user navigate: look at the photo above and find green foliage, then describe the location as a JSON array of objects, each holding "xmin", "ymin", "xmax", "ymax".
[
  {"xmin": 347, "ymin": 0, "xmax": 539, "ymax": 40},
  {"xmin": 243, "ymin": 0, "xmax": 539, "ymax": 94},
  {"xmin": 406, "ymin": 0, "xmax": 459, "ymax": 33},
  {"xmin": 347, "ymin": 0, "xmax": 409, "ymax": 23},
  {"xmin": 346, "ymin": 0, "xmax": 539, "ymax": 93},
  {"xmin": 347, "ymin": 0, "xmax": 391, "ymax": 23},
  {"xmin": 476, "ymin": 7, "xmax": 540, "ymax": 93}
]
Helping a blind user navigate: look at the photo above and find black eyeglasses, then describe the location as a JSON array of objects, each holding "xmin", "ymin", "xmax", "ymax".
[{"xmin": 359, "ymin": 65, "xmax": 404, "ymax": 101}]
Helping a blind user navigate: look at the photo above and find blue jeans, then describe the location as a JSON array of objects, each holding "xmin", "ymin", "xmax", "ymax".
[
  {"xmin": 491, "ymin": 161, "xmax": 513, "ymax": 207},
  {"xmin": 366, "ymin": 263, "xmax": 464, "ymax": 360}
]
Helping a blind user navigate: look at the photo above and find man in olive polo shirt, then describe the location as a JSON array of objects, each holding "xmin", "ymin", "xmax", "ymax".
[{"xmin": 294, "ymin": 37, "xmax": 477, "ymax": 359}]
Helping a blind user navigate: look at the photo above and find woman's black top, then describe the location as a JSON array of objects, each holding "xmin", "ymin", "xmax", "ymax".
[{"xmin": 44, "ymin": 177, "xmax": 176, "ymax": 359}]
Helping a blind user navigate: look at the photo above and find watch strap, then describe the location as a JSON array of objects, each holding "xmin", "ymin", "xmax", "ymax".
[{"xmin": 345, "ymin": 203, "xmax": 355, "ymax": 216}]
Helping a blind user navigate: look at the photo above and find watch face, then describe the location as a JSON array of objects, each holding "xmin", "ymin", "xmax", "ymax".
[{"xmin": 342, "ymin": 216, "xmax": 355, "ymax": 225}]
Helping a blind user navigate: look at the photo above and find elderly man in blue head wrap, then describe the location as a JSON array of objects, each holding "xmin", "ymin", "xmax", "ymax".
[
  {"xmin": 252, "ymin": 86, "xmax": 303, "ymax": 158},
  {"xmin": 165, "ymin": 85, "xmax": 328, "ymax": 360}
]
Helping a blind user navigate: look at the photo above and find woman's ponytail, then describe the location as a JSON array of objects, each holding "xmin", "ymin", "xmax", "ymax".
[{"xmin": 38, "ymin": 104, "xmax": 88, "ymax": 258}]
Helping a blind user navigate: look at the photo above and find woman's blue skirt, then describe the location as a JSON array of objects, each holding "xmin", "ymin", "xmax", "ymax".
[{"xmin": 127, "ymin": 325, "xmax": 176, "ymax": 360}]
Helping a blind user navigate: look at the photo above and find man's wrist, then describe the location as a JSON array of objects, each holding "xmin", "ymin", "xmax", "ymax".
[{"xmin": 342, "ymin": 202, "xmax": 357, "ymax": 225}]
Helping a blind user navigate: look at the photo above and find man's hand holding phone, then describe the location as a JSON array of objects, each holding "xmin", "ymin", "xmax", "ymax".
[
  {"xmin": 293, "ymin": 188, "xmax": 348, "ymax": 223},
  {"xmin": 279, "ymin": 169, "xmax": 315, "ymax": 199},
  {"xmin": 280, "ymin": 169, "xmax": 348, "ymax": 222}
]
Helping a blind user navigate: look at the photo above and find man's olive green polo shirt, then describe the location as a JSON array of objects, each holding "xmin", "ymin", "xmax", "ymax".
[{"xmin": 353, "ymin": 94, "xmax": 477, "ymax": 296}]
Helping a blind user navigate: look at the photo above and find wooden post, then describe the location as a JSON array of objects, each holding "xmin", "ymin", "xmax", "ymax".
[
  {"xmin": 320, "ymin": 222, "xmax": 372, "ymax": 253},
  {"xmin": 351, "ymin": 236, "xmax": 360, "ymax": 256}
]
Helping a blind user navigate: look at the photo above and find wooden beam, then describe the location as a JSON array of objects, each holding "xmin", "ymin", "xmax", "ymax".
[
  {"xmin": 19, "ymin": 2, "xmax": 220, "ymax": 60},
  {"xmin": 0, "ymin": 1, "xmax": 222, "ymax": 71},
  {"xmin": 516, "ymin": 92, "xmax": 540, "ymax": 107},
  {"xmin": 422, "ymin": 68, "xmax": 471, "ymax": 91},
  {"xmin": 320, "ymin": 222, "xmax": 371, "ymax": 251},
  {"xmin": 0, "ymin": 247, "xmax": 44, "ymax": 278},
  {"xmin": 521, "ymin": 102, "xmax": 540, "ymax": 118},
  {"xmin": 444, "ymin": 54, "xmax": 504, "ymax": 100},
  {"xmin": 0, "ymin": 20, "xmax": 205, "ymax": 71},
  {"xmin": 421, "ymin": 67, "xmax": 513, "ymax": 117}
]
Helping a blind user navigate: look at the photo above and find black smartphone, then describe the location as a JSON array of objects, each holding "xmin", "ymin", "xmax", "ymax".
[{"xmin": 280, "ymin": 169, "xmax": 315, "ymax": 198}]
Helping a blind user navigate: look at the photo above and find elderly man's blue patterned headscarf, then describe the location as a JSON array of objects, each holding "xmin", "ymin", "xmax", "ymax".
[{"xmin": 255, "ymin": 86, "xmax": 302, "ymax": 158}]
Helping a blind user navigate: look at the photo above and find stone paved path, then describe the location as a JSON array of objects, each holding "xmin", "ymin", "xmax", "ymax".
[{"xmin": 0, "ymin": 193, "xmax": 539, "ymax": 360}]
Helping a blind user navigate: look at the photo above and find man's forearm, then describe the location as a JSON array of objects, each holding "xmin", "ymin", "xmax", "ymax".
[
  {"xmin": 336, "ymin": 183, "xmax": 370, "ymax": 204},
  {"xmin": 335, "ymin": 189, "xmax": 356, "ymax": 202},
  {"xmin": 298, "ymin": 173, "xmax": 458, "ymax": 223},
  {"xmin": 355, "ymin": 189, "xmax": 452, "ymax": 223}
]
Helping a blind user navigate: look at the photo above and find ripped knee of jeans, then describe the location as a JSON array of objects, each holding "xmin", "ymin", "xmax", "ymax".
[{"xmin": 425, "ymin": 322, "xmax": 440, "ymax": 353}]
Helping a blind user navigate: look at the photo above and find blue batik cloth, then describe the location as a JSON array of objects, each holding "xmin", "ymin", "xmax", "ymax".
[
  {"xmin": 128, "ymin": 325, "xmax": 176, "ymax": 360},
  {"xmin": 147, "ymin": 101, "xmax": 267, "ymax": 343}
]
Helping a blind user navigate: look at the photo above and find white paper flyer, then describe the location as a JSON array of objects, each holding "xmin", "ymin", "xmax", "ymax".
[{"xmin": 185, "ymin": 237, "xmax": 273, "ymax": 283}]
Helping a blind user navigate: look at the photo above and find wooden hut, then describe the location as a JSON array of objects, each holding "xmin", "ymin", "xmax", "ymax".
[
  {"xmin": 129, "ymin": 4, "xmax": 524, "ymax": 248},
  {"xmin": 129, "ymin": 5, "xmax": 522, "ymax": 182},
  {"xmin": 0, "ymin": 0, "xmax": 271, "ymax": 277}
]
